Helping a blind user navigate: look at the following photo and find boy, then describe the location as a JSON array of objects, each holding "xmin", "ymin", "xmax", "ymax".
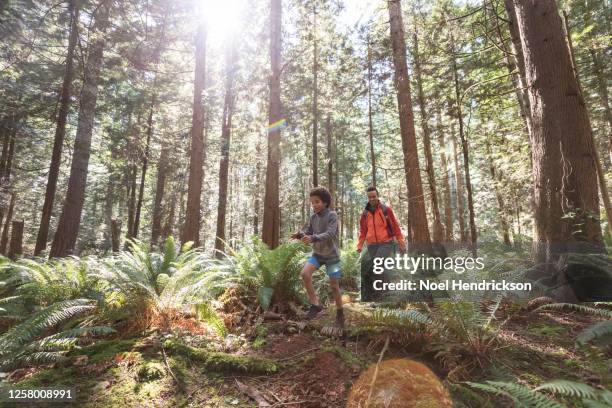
[{"xmin": 292, "ymin": 187, "xmax": 344, "ymax": 329}]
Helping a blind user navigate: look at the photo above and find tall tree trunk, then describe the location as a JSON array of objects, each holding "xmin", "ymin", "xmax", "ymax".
[
  {"xmin": 509, "ymin": 0, "xmax": 604, "ymax": 269},
  {"xmin": 366, "ymin": 33, "xmax": 376, "ymax": 188},
  {"xmin": 451, "ymin": 127, "xmax": 467, "ymax": 242},
  {"xmin": 0, "ymin": 122, "xmax": 10, "ymax": 179},
  {"xmin": 49, "ymin": 0, "xmax": 111, "ymax": 258},
  {"xmin": 498, "ymin": 0, "xmax": 533, "ymax": 137},
  {"xmin": 253, "ymin": 141, "xmax": 262, "ymax": 236},
  {"xmin": 562, "ymin": 10, "xmax": 612, "ymax": 238},
  {"xmin": 110, "ymin": 219, "xmax": 121, "ymax": 252},
  {"xmin": 413, "ymin": 32, "xmax": 444, "ymax": 244},
  {"xmin": 0, "ymin": 193, "xmax": 15, "ymax": 255},
  {"xmin": 133, "ymin": 96, "xmax": 155, "ymax": 239},
  {"xmin": 577, "ymin": 1, "xmax": 611, "ymax": 164},
  {"xmin": 436, "ymin": 109, "xmax": 453, "ymax": 241},
  {"xmin": 451, "ymin": 45, "xmax": 477, "ymax": 254},
  {"xmin": 387, "ymin": 0, "xmax": 431, "ymax": 253},
  {"xmin": 311, "ymin": 2, "xmax": 319, "ymax": 188},
  {"xmin": 104, "ymin": 178, "xmax": 113, "ymax": 249},
  {"xmin": 181, "ymin": 23, "xmax": 207, "ymax": 247},
  {"xmin": 326, "ymin": 115, "xmax": 334, "ymax": 205},
  {"xmin": 151, "ymin": 143, "xmax": 168, "ymax": 246},
  {"xmin": 215, "ymin": 41, "xmax": 237, "ymax": 256},
  {"xmin": 485, "ymin": 140, "xmax": 511, "ymax": 245},
  {"xmin": 3, "ymin": 125, "xmax": 16, "ymax": 183},
  {"xmin": 125, "ymin": 163, "xmax": 137, "ymax": 244},
  {"xmin": 8, "ymin": 219, "xmax": 23, "ymax": 260},
  {"xmin": 262, "ymin": 0, "xmax": 282, "ymax": 249},
  {"xmin": 35, "ymin": 0, "xmax": 79, "ymax": 256}
]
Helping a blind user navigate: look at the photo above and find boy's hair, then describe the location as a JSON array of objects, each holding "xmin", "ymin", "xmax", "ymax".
[
  {"xmin": 366, "ymin": 186, "xmax": 378, "ymax": 194},
  {"xmin": 310, "ymin": 187, "xmax": 332, "ymax": 207}
]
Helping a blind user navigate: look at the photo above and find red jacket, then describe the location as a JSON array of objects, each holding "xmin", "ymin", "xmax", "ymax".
[{"xmin": 357, "ymin": 203, "xmax": 405, "ymax": 251}]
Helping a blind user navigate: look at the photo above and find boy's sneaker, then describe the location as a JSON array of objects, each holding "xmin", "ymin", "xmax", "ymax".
[
  {"xmin": 306, "ymin": 304, "xmax": 325, "ymax": 320},
  {"xmin": 335, "ymin": 309, "xmax": 345, "ymax": 330}
]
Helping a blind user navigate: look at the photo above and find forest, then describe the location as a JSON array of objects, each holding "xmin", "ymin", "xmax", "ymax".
[{"xmin": 0, "ymin": 0, "xmax": 611, "ymax": 406}]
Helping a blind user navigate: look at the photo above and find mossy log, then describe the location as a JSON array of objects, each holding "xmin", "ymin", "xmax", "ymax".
[{"xmin": 163, "ymin": 340, "xmax": 278, "ymax": 375}]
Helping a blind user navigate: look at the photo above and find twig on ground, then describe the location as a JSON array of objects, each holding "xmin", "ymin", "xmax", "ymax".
[
  {"xmin": 161, "ymin": 345, "xmax": 182, "ymax": 389},
  {"xmin": 365, "ymin": 335, "xmax": 389, "ymax": 408}
]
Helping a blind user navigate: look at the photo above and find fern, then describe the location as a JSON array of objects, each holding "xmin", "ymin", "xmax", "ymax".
[
  {"xmin": 535, "ymin": 303, "xmax": 612, "ymax": 318},
  {"xmin": 467, "ymin": 381, "xmax": 565, "ymax": 408},
  {"xmin": 0, "ymin": 299, "xmax": 114, "ymax": 371},
  {"xmin": 211, "ymin": 237, "xmax": 307, "ymax": 311},
  {"xmin": 577, "ymin": 320, "xmax": 612, "ymax": 345},
  {"xmin": 535, "ymin": 380, "xmax": 599, "ymax": 400},
  {"xmin": 468, "ymin": 379, "xmax": 612, "ymax": 407}
]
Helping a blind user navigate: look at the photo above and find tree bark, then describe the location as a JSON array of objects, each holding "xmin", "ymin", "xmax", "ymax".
[
  {"xmin": 451, "ymin": 127, "xmax": 467, "ymax": 243},
  {"xmin": 387, "ymin": 0, "xmax": 431, "ymax": 253},
  {"xmin": 253, "ymin": 141, "xmax": 262, "ymax": 236},
  {"xmin": 562, "ymin": 10, "xmax": 612, "ymax": 238},
  {"xmin": 262, "ymin": 0, "xmax": 282, "ymax": 249},
  {"xmin": 49, "ymin": 0, "xmax": 111, "ymax": 257},
  {"xmin": 0, "ymin": 193, "xmax": 15, "ymax": 255},
  {"xmin": 215, "ymin": 40, "xmax": 237, "ymax": 255},
  {"xmin": 35, "ymin": 0, "xmax": 79, "ymax": 256},
  {"xmin": 311, "ymin": 2, "xmax": 319, "ymax": 188},
  {"xmin": 8, "ymin": 219, "xmax": 23, "ymax": 260},
  {"xmin": 500, "ymin": 0, "xmax": 533, "ymax": 137},
  {"xmin": 110, "ymin": 219, "xmax": 121, "ymax": 252},
  {"xmin": 451, "ymin": 45, "xmax": 477, "ymax": 254},
  {"xmin": 366, "ymin": 34, "xmax": 377, "ymax": 188},
  {"xmin": 151, "ymin": 143, "xmax": 168, "ymax": 246},
  {"xmin": 3, "ymin": 124, "xmax": 16, "ymax": 183},
  {"xmin": 485, "ymin": 140, "xmax": 511, "ymax": 245},
  {"xmin": 133, "ymin": 96, "xmax": 155, "ymax": 239},
  {"xmin": 181, "ymin": 23, "xmax": 207, "ymax": 247},
  {"xmin": 436, "ymin": 109, "xmax": 453, "ymax": 242},
  {"xmin": 509, "ymin": 0, "xmax": 604, "ymax": 269},
  {"xmin": 413, "ymin": 32, "xmax": 444, "ymax": 244},
  {"xmin": 326, "ymin": 115, "xmax": 334, "ymax": 205},
  {"xmin": 125, "ymin": 163, "xmax": 137, "ymax": 245}
]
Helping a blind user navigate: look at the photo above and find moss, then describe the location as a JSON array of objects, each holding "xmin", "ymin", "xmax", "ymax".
[
  {"xmin": 70, "ymin": 338, "xmax": 138, "ymax": 364},
  {"xmin": 320, "ymin": 345, "xmax": 364, "ymax": 368},
  {"xmin": 84, "ymin": 364, "xmax": 168, "ymax": 407},
  {"xmin": 137, "ymin": 361, "xmax": 165, "ymax": 382},
  {"xmin": 252, "ymin": 324, "xmax": 268, "ymax": 349},
  {"xmin": 16, "ymin": 367, "xmax": 77, "ymax": 388},
  {"xmin": 526, "ymin": 323, "xmax": 566, "ymax": 339},
  {"xmin": 163, "ymin": 339, "xmax": 278, "ymax": 375}
]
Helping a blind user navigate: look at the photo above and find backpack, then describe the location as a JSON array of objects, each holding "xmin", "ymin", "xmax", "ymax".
[{"xmin": 361, "ymin": 203, "xmax": 395, "ymax": 238}]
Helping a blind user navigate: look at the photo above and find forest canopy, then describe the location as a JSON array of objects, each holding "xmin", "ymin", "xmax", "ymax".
[{"xmin": 0, "ymin": 0, "xmax": 610, "ymax": 264}]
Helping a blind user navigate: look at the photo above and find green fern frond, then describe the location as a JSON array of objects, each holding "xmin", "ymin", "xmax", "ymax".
[
  {"xmin": 195, "ymin": 303, "xmax": 226, "ymax": 337},
  {"xmin": 535, "ymin": 303, "xmax": 612, "ymax": 318},
  {"xmin": 535, "ymin": 380, "xmax": 599, "ymax": 400},
  {"xmin": 0, "ymin": 299, "xmax": 96, "ymax": 352},
  {"xmin": 1, "ymin": 351, "xmax": 68, "ymax": 371},
  {"xmin": 467, "ymin": 381, "xmax": 565, "ymax": 408},
  {"xmin": 577, "ymin": 320, "xmax": 612, "ymax": 345}
]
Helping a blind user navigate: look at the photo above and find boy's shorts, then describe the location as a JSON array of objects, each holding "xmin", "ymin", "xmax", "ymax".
[{"xmin": 307, "ymin": 255, "xmax": 342, "ymax": 279}]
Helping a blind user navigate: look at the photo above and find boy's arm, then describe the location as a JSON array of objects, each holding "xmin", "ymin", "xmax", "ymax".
[
  {"xmin": 387, "ymin": 207, "xmax": 405, "ymax": 248},
  {"xmin": 292, "ymin": 219, "xmax": 313, "ymax": 238},
  {"xmin": 357, "ymin": 213, "xmax": 366, "ymax": 252},
  {"xmin": 311, "ymin": 212, "xmax": 338, "ymax": 242}
]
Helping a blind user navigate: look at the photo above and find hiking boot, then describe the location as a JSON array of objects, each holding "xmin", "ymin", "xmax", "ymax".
[
  {"xmin": 306, "ymin": 304, "xmax": 325, "ymax": 320},
  {"xmin": 335, "ymin": 309, "xmax": 345, "ymax": 330}
]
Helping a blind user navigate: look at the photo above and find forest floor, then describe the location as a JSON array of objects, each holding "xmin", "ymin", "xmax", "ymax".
[{"xmin": 5, "ymin": 298, "xmax": 610, "ymax": 407}]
